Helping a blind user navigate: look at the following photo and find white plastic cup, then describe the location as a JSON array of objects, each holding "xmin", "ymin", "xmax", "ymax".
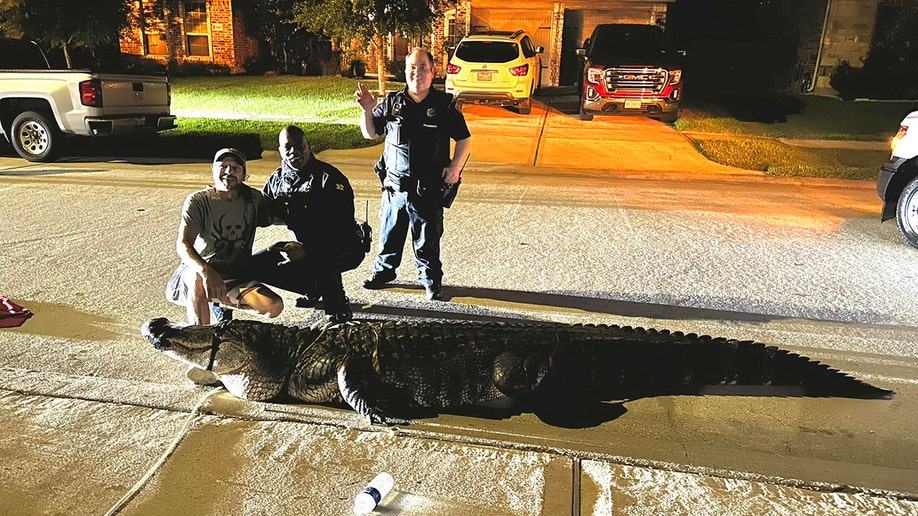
[{"xmin": 353, "ymin": 472, "xmax": 395, "ymax": 515}]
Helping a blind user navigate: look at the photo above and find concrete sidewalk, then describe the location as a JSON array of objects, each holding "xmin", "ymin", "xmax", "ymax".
[{"xmin": 5, "ymin": 365, "xmax": 915, "ymax": 515}]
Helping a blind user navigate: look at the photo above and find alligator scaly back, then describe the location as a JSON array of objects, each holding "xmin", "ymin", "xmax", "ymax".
[{"xmin": 141, "ymin": 318, "xmax": 893, "ymax": 425}]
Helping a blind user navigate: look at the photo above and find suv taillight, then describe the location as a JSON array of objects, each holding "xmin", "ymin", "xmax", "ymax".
[
  {"xmin": 80, "ymin": 79, "xmax": 103, "ymax": 107},
  {"xmin": 586, "ymin": 66, "xmax": 603, "ymax": 84},
  {"xmin": 447, "ymin": 63, "xmax": 461, "ymax": 75},
  {"xmin": 509, "ymin": 63, "xmax": 529, "ymax": 76},
  {"xmin": 891, "ymin": 125, "xmax": 907, "ymax": 153}
]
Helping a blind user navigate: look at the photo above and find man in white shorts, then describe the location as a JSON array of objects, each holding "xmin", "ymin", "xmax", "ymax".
[{"xmin": 165, "ymin": 148, "xmax": 284, "ymax": 326}]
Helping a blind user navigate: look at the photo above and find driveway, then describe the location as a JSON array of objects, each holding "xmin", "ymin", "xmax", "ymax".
[{"xmin": 459, "ymin": 93, "xmax": 751, "ymax": 175}]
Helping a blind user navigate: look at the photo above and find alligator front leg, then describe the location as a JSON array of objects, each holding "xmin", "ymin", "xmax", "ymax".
[
  {"xmin": 492, "ymin": 351, "xmax": 550, "ymax": 397},
  {"xmin": 337, "ymin": 353, "xmax": 410, "ymax": 425}
]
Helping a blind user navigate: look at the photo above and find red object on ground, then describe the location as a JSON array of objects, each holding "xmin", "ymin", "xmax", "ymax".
[{"xmin": 0, "ymin": 295, "xmax": 32, "ymax": 328}]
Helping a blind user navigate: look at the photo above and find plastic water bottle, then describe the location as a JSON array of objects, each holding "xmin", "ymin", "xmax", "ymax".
[{"xmin": 353, "ymin": 472, "xmax": 394, "ymax": 515}]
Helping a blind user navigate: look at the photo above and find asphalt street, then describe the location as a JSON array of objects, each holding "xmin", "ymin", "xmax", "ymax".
[{"xmin": 1, "ymin": 100, "xmax": 916, "ymax": 515}]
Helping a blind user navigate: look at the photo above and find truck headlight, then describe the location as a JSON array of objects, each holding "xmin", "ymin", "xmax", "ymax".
[
  {"xmin": 891, "ymin": 125, "xmax": 907, "ymax": 154},
  {"xmin": 586, "ymin": 66, "xmax": 603, "ymax": 84},
  {"xmin": 669, "ymin": 69, "xmax": 682, "ymax": 85}
]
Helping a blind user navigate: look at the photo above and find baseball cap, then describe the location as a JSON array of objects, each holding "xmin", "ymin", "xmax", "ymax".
[{"xmin": 213, "ymin": 147, "xmax": 246, "ymax": 171}]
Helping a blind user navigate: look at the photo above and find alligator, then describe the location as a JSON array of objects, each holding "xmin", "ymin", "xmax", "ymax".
[{"xmin": 140, "ymin": 317, "xmax": 893, "ymax": 425}]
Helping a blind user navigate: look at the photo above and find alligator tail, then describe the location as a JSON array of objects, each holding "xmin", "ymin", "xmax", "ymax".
[{"xmin": 547, "ymin": 326, "xmax": 893, "ymax": 400}]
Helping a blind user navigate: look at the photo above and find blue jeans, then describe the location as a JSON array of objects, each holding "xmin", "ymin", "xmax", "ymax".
[{"xmin": 372, "ymin": 188, "xmax": 444, "ymax": 287}]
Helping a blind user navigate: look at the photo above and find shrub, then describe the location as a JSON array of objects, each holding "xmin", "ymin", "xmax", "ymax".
[
  {"xmin": 348, "ymin": 60, "xmax": 366, "ymax": 78},
  {"xmin": 830, "ymin": 61, "xmax": 862, "ymax": 101}
]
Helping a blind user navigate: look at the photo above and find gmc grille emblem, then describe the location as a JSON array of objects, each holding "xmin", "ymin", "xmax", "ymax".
[{"xmin": 621, "ymin": 74, "xmax": 648, "ymax": 80}]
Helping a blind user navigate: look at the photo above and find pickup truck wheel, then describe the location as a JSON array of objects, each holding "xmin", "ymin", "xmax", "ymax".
[
  {"xmin": 11, "ymin": 111, "xmax": 60, "ymax": 162},
  {"xmin": 579, "ymin": 102, "xmax": 593, "ymax": 121},
  {"xmin": 896, "ymin": 175, "xmax": 918, "ymax": 249}
]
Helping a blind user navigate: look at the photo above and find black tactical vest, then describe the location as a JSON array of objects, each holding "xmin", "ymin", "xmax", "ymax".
[{"xmin": 382, "ymin": 89, "xmax": 453, "ymax": 181}]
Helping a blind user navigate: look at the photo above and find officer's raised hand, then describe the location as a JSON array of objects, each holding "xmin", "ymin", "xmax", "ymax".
[
  {"xmin": 356, "ymin": 83, "xmax": 380, "ymax": 139},
  {"xmin": 354, "ymin": 83, "xmax": 377, "ymax": 112}
]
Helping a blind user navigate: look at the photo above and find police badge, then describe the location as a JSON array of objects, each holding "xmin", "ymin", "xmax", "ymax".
[{"xmin": 426, "ymin": 108, "xmax": 437, "ymax": 117}]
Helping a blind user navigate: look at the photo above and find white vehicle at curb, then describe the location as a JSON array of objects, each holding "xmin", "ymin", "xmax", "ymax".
[
  {"xmin": 0, "ymin": 38, "xmax": 176, "ymax": 162},
  {"xmin": 877, "ymin": 110, "xmax": 918, "ymax": 247}
]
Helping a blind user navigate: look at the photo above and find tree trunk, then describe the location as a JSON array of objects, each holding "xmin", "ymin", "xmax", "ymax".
[
  {"xmin": 373, "ymin": 34, "xmax": 388, "ymax": 95},
  {"xmin": 62, "ymin": 41, "xmax": 72, "ymax": 69}
]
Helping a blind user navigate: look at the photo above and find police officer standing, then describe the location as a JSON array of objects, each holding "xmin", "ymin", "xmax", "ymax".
[{"xmin": 355, "ymin": 47, "xmax": 472, "ymax": 301}]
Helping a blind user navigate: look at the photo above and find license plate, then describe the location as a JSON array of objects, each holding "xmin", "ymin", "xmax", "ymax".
[
  {"xmin": 624, "ymin": 100, "xmax": 642, "ymax": 109},
  {"xmin": 476, "ymin": 72, "xmax": 492, "ymax": 82}
]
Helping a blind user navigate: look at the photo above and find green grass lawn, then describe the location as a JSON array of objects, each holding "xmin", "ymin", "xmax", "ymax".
[
  {"xmin": 676, "ymin": 95, "xmax": 918, "ymax": 179},
  {"xmin": 149, "ymin": 76, "xmax": 395, "ymax": 158},
  {"xmin": 172, "ymin": 75, "xmax": 403, "ymax": 121},
  {"xmin": 676, "ymin": 95, "xmax": 916, "ymax": 140},
  {"xmin": 166, "ymin": 76, "xmax": 916, "ymax": 179}
]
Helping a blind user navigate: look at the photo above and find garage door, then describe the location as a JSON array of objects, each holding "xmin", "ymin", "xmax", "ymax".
[{"xmin": 470, "ymin": 8, "xmax": 552, "ymax": 87}]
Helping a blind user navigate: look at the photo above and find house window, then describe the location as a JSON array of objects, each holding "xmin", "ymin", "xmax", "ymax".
[
  {"xmin": 445, "ymin": 12, "xmax": 459, "ymax": 55},
  {"xmin": 144, "ymin": 32, "xmax": 167, "ymax": 55},
  {"xmin": 184, "ymin": 2, "xmax": 210, "ymax": 57}
]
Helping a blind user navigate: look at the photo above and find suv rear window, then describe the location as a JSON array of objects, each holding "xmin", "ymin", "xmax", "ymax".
[{"xmin": 455, "ymin": 41, "xmax": 520, "ymax": 63}]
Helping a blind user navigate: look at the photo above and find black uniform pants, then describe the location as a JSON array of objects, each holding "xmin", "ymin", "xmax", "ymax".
[{"xmin": 246, "ymin": 248, "xmax": 347, "ymax": 314}]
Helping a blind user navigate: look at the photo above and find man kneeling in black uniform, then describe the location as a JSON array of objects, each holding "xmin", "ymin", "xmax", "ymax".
[{"xmin": 249, "ymin": 125, "xmax": 367, "ymax": 324}]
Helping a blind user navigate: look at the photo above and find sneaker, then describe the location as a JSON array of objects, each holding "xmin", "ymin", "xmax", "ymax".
[
  {"xmin": 363, "ymin": 272, "xmax": 396, "ymax": 290},
  {"xmin": 185, "ymin": 365, "xmax": 221, "ymax": 386},
  {"xmin": 210, "ymin": 303, "xmax": 233, "ymax": 324},
  {"xmin": 425, "ymin": 284, "xmax": 443, "ymax": 301}
]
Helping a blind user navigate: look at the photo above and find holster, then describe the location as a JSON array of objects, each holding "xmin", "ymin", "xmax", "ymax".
[
  {"xmin": 373, "ymin": 156, "xmax": 386, "ymax": 185},
  {"xmin": 383, "ymin": 175, "xmax": 419, "ymax": 193}
]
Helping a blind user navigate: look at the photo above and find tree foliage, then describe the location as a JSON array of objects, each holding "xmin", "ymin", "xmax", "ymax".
[
  {"xmin": 236, "ymin": 0, "xmax": 328, "ymax": 75},
  {"xmin": 0, "ymin": 0, "xmax": 131, "ymax": 68},
  {"xmin": 830, "ymin": 3, "xmax": 918, "ymax": 100},
  {"xmin": 293, "ymin": 0, "xmax": 448, "ymax": 93}
]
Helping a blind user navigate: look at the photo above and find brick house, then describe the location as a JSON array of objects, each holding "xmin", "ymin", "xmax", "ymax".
[
  {"xmin": 119, "ymin": 0, "xmax": 258, "ymax": 73},
  {"xmin": 118, "ymin": 0, "xmax": 902, "ymax": 97},
  {"xmin": 804, "ymin": 0, "xmax": 895, "ymax": 94}
]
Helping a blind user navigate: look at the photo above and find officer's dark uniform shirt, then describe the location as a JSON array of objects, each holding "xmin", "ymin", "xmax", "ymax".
[
  {"xmin": 262, "ymin": 157, "xmax": 355, "ymax": 259},
  {"xmin": 372, "ymin": 87, "xmax": 470, "ymax": 183}
]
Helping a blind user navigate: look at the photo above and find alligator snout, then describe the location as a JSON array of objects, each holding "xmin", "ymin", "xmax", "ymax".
[{"xmin": 141, "ymin": 317, "xmax": 173, "ymax": 350}]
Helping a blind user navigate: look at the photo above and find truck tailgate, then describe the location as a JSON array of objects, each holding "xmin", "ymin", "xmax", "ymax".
[{"xmin": 97, "ymin": 74, "xmax": 170, "ymax": 114}]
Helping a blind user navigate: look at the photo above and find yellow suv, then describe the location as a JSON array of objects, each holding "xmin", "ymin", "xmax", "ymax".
[{"xmin": 445, "ymin": 30, "xmax": 543, "ymax": 115}]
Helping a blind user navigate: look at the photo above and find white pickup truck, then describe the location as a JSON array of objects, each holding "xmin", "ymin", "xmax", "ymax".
[{"xmin": 0, "ymin": 38, "xmax": 176, "ymax": 161}]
